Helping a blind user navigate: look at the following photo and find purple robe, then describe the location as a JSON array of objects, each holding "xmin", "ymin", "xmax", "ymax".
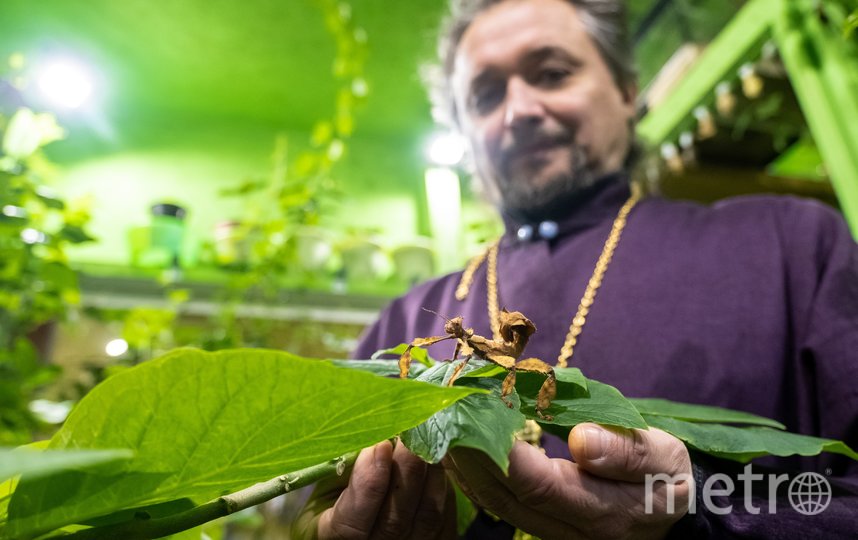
[{"xmin": 353, "ymin": 175, "xmax": 858, "ymax": 538}]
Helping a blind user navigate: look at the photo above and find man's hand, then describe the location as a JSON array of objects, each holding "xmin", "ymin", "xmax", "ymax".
[
  {"xmin": 294, "ymin": 440, "xmax": 457, "ymax": 539},
  {"xmin": 444, "ymin": 423, "xmax": 692, "ymax": 540}
]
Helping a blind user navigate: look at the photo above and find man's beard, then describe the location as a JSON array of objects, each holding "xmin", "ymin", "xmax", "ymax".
[{"xmin": 494, "ymin": 143, "xmax": 600, "ymax": 222}]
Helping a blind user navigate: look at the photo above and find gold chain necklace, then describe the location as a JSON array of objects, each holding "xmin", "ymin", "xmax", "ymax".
[{"xmin": 455, "ymin": 183, "xmax": 642, "ymax": 368}]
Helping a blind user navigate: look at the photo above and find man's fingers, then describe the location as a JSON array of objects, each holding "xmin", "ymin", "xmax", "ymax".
[
  {"xmin": 370, "ymin": 441, "xmax": 429, "ymax": 539},
  {"xmin": 446, "ymin": 443, "xmax": 583, "ymax": 540},
  {"xmin": 408, "ymin": 464, "xmax": 453, "ymax": 539},
  {"xmin": 569, "ymin": 423, "xmax": 691, "ymax": 483},
  {"xmin": 318, "ymin": 441, "xmax": 393, "ymax": 539}
]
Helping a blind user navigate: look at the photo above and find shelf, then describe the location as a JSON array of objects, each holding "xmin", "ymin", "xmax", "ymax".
[{"xmin": 75, "ymin": 263, "xmax": 401, "ymax": 325}]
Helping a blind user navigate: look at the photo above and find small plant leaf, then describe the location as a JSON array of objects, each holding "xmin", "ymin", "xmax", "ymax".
[
  {"xmin": 459, "ymin": 364, "xmax": 506, "ymax": 378},
  {"xmin": 642, "ymin": 414, "xmax": 858, "ymax": 463},
  {"xmin": 461, "ymin": 365, "xmax": 586, "ymax": 392},
  {"xmin": 630, "ymin": 398, "xmax": 786, "ymax": 429},
  {"xmin": 330, "ymin": 358, "xmax": 427, "ymax": 377},
  {"xmin": 554, "ymin": 367, "xmax": 588, "ymax": 390},
  {"xmin": 371, "ymin": 344, "xmax": 434, "ymax": 367},
  {"xmin": 401, "ymin": 361, "xmax": 523, "ymax": 473},
  {"xmin": 58, "ymin": 224, "xmax": 96, "ymax": 244},
  {"xmin": 6, "ymin": 349, "xmax": 479, "ymax": 538}
]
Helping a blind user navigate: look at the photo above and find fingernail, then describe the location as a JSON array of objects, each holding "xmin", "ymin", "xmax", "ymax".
[
  {"xmin": 374, "ymin": 441, "xmax": 390, "ymax": 468},
  {"xmin": 583, "ymin": 426, "xmax": 608, "ymax": 461}
]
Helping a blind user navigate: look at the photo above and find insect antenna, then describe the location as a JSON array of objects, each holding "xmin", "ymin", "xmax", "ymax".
[{"xmin": 421, "ymin": 307, "xmax": 453, "ymax": 323}]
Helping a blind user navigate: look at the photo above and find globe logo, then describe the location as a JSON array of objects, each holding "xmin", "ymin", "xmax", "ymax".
[{"xmin": 788, "ymin": 472, "xmax": 831, "ymax": 516}]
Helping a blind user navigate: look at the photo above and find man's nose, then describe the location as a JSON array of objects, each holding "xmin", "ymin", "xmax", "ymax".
[{"xmin": 503, "ymin": 78, "xmax": 544, "ymax": 132}]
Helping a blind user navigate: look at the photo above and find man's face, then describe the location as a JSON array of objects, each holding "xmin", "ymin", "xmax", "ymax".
[{"xmin": 451, "ymin": 0, "xmax": 636, "ymax": 216}]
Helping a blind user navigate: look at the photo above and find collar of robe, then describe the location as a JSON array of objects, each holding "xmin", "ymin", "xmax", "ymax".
[{"xmin": 500, "ymin": 171, "xmax": 633, "ymax": 245}]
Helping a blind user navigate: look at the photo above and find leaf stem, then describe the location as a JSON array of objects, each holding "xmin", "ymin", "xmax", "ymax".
[{"xmin": 57, "ymin": 451, "xmax": 358, "ymax": 540}]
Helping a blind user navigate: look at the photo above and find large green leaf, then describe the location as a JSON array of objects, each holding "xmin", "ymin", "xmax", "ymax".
[
  {"xmin": 401, "ymin": 360, "xmax": 524, "ymax": 474},
  {"xmin": 0, "ymin": 448, "xmax": 132, "ymax": 483},
  {"xmin": 5, "ymin": 349, "xmax": 479, "ymax": 539},
  {"xmin": 519, "ymin": 377, "xmax": 647, "ymax": 431},
  {"xmin": 642, "ymin": 414, "xmax": 858, "ymax": 463},
  {"xmin": 630, "ymin": 398, "xmax": 786, "ymax": 429}
]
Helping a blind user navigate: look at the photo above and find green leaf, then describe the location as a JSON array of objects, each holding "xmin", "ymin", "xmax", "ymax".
[
  {"xmin": 458, "ymin": 363, "xmax": 505, "ymax": 378},
  {"xmin": 330, "ymin": 359, "xmax": 427, "ymax": 378},
  {"xmin": 0, "ymin": 448, "xmax": 132, "ymax": 483},
  {"xmin": 555, "ymin": 367, "xmax": 588, "ymax": 390},
  {"xmin": 371, "ymin": 343, "xmax": 434, "ymax": 367},
  {"xmin": 401, "ymin": 360, "xmax": 522, "ymax": 473},
  {"xmin": 520, "ymin": 378, "xmax": 648, "ymax": 431},
  {"xmin": 630, "ymin": 398, "xmax": 786, "ymax": 429},
  {"xmin": 642, "ymin": 414, "xmax": 858, "ymax": 463},
  {"xmin": 57, "ymin": 224, "xmax": 95, "ymax": 244},
  {"xmin": 38, "ymin": 262, "xmax": 78, "ymax": 292},
  {"xmin": 6, "ymin": 349, "xmax": 479, "ymax": 538},
  {"xmin": 461, "ymin": 365, "xmax": 586, "ymax": 393},
  {"xmin": 34, "ymin": 191, "xmax": 64, "ymax": 210}
]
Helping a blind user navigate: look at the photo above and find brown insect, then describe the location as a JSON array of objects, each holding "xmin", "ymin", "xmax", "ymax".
[{"xmin": 399, "ymin": 309, "xmax": 557, "ymax": 420}]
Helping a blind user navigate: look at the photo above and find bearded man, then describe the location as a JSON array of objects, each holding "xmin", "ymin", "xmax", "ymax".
[{"xmin": 295, "ymin": 0, "xmax": 858, "ymax": 538}]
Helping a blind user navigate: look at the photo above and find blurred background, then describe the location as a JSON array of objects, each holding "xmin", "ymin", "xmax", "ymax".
[{"xmin": 1, "ymin": 0, "xmax": 855, "ymax": 537}]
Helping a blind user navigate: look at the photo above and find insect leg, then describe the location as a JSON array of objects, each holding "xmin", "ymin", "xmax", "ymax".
[
  {"xmin": 501, "ymin": 367, "xmax": 517, "ymax": 409},
  {"xmin": 513, "ymin": 358, "xmax": 557, "ymax": 420},
  {"xmin": 398, "ymin": 335, "xmax": 454, "ymax": 378},
  {"xmin": 446, "ymin": 355, "xmax": 472, "ymax": 387}
]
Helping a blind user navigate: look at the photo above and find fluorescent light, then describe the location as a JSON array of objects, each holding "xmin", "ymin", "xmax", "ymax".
[
  {"xmin": 424, "ymin": 167, "xmax": 462, "ymax": 271},
  {"xmin": 426, "ymin": 132, "xmax": 466, "ymax": 166}
]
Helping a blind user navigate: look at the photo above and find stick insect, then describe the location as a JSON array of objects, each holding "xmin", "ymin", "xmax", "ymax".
[{"xmin": 399, "ymin": 309, "xmax": 557, "ymax": 420}]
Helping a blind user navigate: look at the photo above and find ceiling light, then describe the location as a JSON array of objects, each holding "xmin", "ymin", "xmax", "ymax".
[{"xmin": 36, "ymin": 58, "xmax": 94, "ymax": 109}]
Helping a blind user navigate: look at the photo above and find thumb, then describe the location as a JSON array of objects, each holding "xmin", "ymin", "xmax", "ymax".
[{"xmin": 569, "ymin": 423, "xmax": 690, "ymax": 483}]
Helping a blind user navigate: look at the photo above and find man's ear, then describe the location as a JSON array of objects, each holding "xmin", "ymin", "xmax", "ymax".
[{"xmin": 622, "ymin": 82, "xmax": 638, "ymax": 107}]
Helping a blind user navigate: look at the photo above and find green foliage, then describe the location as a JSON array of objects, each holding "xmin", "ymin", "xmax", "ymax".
[
  {"xmin": 519, "ymin": 376, "xmax": 647, "ymax": 432},
  {"xmin": 0, "ymin": 351, "xmax": 855, "ymax": 538},
  {"xmin": 0, "ymin": 57, "xmax": 95, "ymax": 445},
  {"xmin": 629, "ymin": 398, "xmax": 786, "ymax": 429},
  {"xmin": 371, "ymin": 343, "xmax": 435, "ymax": 367},
  {"xmin": 642, "ymin": 414, "xmax": 858, "ymax": 463},
  {"xmin": 0, "ymin": 448, "xmax": 132, "ymax": 483},
  {"xmin": 0, "ymin": 104, "xmax": 94, "ymax": 341},
  {"xmin": 332, "ymin": 358, "xmax": 429, "ymax": 377},
  {"xmin": 0, "ymin": 338, "xmax": 58, "ymax": 445},
  {"xmin": 2, "ymin": 349, "xmax": 478, "ymax": 538},
  {"xmin": 401, "ymin": 361, "xmax": 525, "ymax": 474}
]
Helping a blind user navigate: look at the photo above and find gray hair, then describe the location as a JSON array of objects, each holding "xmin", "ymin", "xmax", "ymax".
[{"xmin": 427, "ymin": 0, "xmax": 637, "ymax": 128}]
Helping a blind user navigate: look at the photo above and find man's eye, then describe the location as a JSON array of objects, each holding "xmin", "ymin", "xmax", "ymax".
[
  {"xmin": 537, "ymin": 68, "xmax": 570, "ymax": 85},
  {"xmin": 471, "ymin": 87, "xmax": 504, "ymax": 115}
]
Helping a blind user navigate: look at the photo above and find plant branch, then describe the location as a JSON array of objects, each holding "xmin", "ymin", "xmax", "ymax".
[{"xmin": 58, "ymin": 451, "xmax": 358, "ymax": 540}]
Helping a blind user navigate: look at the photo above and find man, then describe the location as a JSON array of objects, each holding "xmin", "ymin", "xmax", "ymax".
[{"xmin": 296, "ymin": 0, "xmax": 858, "ymax": 538}]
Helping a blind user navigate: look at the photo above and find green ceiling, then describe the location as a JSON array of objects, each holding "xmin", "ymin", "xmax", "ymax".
[
  {"xmin": 1, "ymin": 0, "xmax": 447, "ymax": 145},
  {"xmin": 1, "ymin": 0, "xmax": 744, "ymax": 151}
]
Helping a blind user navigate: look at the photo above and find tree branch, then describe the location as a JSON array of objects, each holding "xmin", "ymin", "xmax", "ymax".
[{"xmin": 59, "ymin": 451, "xmax": 358, "ymax": 540}]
